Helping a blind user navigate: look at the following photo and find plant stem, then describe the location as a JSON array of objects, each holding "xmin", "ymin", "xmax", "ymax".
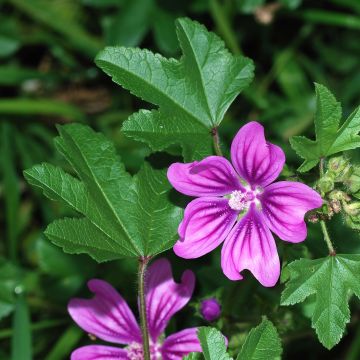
[
  {"xmin": 211, "ymin": 127, "xmax": 223, "ymax": 156},
  {"xmin": 318, "ymin": 157, "xmax": 335, "ymax": 255},
  {"xmin": 138, "ymin": 257, "xmax": 151, "ymax": 360},
  {"xmin": 320, "ymin": 220, "xmax": 336, "ymax": 256},
  {"xmin": 319, "ymin": 157, "xmax": 325, "ymax": 177},
  {"xmin": 209, "ymin": 0, "xmax": 241, "ymax": 55}
]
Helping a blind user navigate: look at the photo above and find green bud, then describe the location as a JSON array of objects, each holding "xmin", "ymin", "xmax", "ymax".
[
  {"xmin": 328, "ymin": 190, "xmax": 351, "ymax": 202},
  {"xmin": 328, "ymin": 156, "xmax": 352, "ymax": 181},
  {"xmin": 343, "ymin": 202, "xmax": 360, "ymax": 217},
  {"xmin": 318, "ymin": 176, "xmax": 334, "ymax": 194},
  {"xmin": 346, "ymin": 166, "xmax": 360, "ymax": 194}
]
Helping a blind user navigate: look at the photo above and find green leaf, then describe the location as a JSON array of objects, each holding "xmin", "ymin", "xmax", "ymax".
[
  {"xmin": 24, "ymin": 124, "xmax": 182, "ymax": 261},
  {"xmin": 237, "ymin": 318, "xmax": 282, "ymax": 360},
  {"xmin": 11, "ymin": 294, "xmax": 32, "ymax": 360},
  {"xmin": 281, "ymin": 255, "xmax": 360, "ymax": 349},
  {"xmin": 0, "ymin": 99, "xmax": 85, "ymax": 121},
  {"xmin": 10, "ymin": 0, "xmax": 102, "ymax": 57},
  {"xmin": 96, "ymin": 17, "xmax": 254, "ymax": 161},
  {"xmin": 290, "ymin": 83, "xmax": 360, "ymax": 172},
  {"xmin": 104, "ymin": 0, "xmax": 153, "ymax": 47},
  {"xmin": 197, "ymin": 327, "xmax": 231, "ymax": 360}
]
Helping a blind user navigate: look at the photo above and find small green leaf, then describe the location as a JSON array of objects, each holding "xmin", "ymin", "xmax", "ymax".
[
  {"xmin": 96, "ymin": 17, "xmax": 254, "ymax": 160},
  {"xmin": 197, "ymin": 327, "xmax": 231, "ymax": 360},
  {"xmin": 24, "ymin": 124, "xmax": 182, "ymax": 261},
  {"xmin": 237, "ymin": 318, "xmax": 282, "ymax": 360},
  {"xmin": 290, "ymin": 83, "xmax": 360, "ymax": 172},
  {"xmin": 281, "ymin": 255, "xmax": 360, "ymax": 349}
]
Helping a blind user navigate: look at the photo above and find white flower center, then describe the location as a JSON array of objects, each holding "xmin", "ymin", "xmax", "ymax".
[
  {"xmin": 228, "ymin": 188, "xmax": 263, "ymax": 211},
  {"xmin": 126, "ymin": 342, "xmax": 162, "ymax": 360}
]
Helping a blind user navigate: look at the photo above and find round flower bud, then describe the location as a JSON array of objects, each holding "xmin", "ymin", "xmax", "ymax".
[
  {"xmin": 344, "ymin": 202, "xmax": 360, "ymax": 217},
  {"xmin": 318, "ymin": 176, "xmax": 334, "ymax": 194},
  {"xmin": 328, "ymin": 156, "xmax": 350, "ymax": 174},
  {"xmin": 200, "ymin": 298, "xmax": 221, "ymax": 322},
  {"xmin": 346, "ymin": 167, "xmax": 360, "ymax": 194}
]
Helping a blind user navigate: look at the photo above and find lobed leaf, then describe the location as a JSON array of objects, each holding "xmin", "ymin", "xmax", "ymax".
[
  {"xmin": 290, "ymin": 83, "xmax": 360, "ymax": 172},
  {"xmin": 24, "ymin": 124, "xmax": 182, "ymax": 261},
  {"xmin": 281, "ymin": 254, "xmax": 360, "ymax": 349},
  {"xmin": 96, "ymin": 17, "xmax": 254, "ymax": 160},
  {"xmin": 197, "ymin": 327, "xmax": 231, "ymax": 360},
  {"xmin": 237, "ymin": 318, "xmax": 282, "ymax": 360}
]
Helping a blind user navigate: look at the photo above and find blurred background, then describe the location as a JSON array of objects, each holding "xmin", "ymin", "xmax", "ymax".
[{"xmin": 0, "ymin": 0, "xmax": 359, "ymax": 359}]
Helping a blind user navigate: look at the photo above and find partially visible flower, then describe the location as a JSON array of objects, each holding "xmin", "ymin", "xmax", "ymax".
[
  {"xmin": 200, "ymin": 298, "xmax": 221, "ymax": 322},
  {"xmin": 168, "ymin": 121, "xmax": 322, "ymax": 287},
  {"xmin": 68, "ymin": 258, "xmax": 201, "ymax": 360}
]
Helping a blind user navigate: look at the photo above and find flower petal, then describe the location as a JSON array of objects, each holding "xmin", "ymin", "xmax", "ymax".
[
  {"xmin": 230, "ymin": 122, "xmax": 285, "ymax": 187},
  {"xmin": 174, "ymin": 197, "xmax": 238, "ymax": 259},
  {"xmin": 261, "ymin": 181, "xmax": 322, "ymax": 242},
  {"xmin": 167, "ymin": 156, "xmax": 242, "ymax": 197},
  {"xmin": 161, "ymin": 328, "xmax": 202, "ymax": 360},
  {"xmin": 221, "ymin": 206, "xmax": 280, "ymax": 287},
  {"xmin": 68, "ymin": 279, "xmax": 141, "ymax": 345},
  {"xmin": 145, "ymin": 258, "xmax": 195, "ymax": 342},
  {"xmin": 71, "ymin": 345, "xmax": 129, "ymax": 360}
]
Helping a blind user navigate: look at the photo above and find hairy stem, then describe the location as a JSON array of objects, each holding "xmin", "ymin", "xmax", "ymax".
[
  {"xmin": 211, "ymin": 127, "xmax": 223, "ymax": 156},
  {"xmin": 138, "ymin": 257, "xmax": 151, "ymax": 360},
  {"xmin": 319, "ymin": 157, "xmax": 325, "ymax": 177},
  {"xmin": 320, "ymin": 220, "xmax": 336, "ymax": 256}
]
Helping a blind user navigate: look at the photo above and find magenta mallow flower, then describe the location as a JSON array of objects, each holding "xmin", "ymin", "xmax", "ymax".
[
  {"xmin": 167, "ymin": 121, "xmax": 322, "ymax": 287},
  {"xmin": 68, "ymin": 258, "xmax": 201, "ymax": 359},
  {"xmin": 200, "ymin": 298, "xmax": 221, "ymax": 322}
]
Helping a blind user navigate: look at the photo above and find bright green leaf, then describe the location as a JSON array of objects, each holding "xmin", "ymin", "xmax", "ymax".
[
  {"xmin": 24, "ymin": 124, "xmax": 182, "ymax": 261},
  {"xmin": 197, "ymin": 327, "xmax": 231, "ymax": 360},
  {"xmin": 281, "ymin": 255, "xmax": 360, "ymax": 349},
  {"xmin": 96, "ymin": 17, "xmax": 254, "ymax": 160},
  {"xmin": 290, "ymin": 83, "xmax": 360, "ymax": 172},
  {"xmin": 237, "ymin": 318, "xmax": 282, "ymax": 360}
]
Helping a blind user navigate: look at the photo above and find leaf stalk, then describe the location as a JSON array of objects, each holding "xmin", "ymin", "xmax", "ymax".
[
  {"xmin": 211, "ymin": 127, "xmax": 223, "ymax": 157},
  {"xmin": 320, "ymin": 220, "xmax": 336, "ymax": 256}
]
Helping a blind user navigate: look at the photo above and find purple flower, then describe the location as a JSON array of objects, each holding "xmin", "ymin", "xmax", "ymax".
[
  {"xmin": 68, "ymin": 258, "xmax": 201, "ymax": 359},
  {"xmin": 167, "ymin": 121, "xmax": 322, "ymax": 287},
  {"xmin": 200, "ymin": 298, "xmax": 221, "ymax": 322}
]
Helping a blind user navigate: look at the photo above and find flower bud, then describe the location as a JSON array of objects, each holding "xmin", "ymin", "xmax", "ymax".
[
  {"xmin": 328, "ymin": 156, "xmax": 351, "ymax": 176},
  {"xmin": 330, "ymin": 199, "xmax": 341, "ymax": 214},
  {"xmin": 200, "ymin": 298, "xmax": 221, "ymax": 322},
  {"xmin": 328, "ymin": 190, "xmax": 351, "ymax": 202},
  {"xmin": 346, "ymin": 167, "xmax": 360, "ymax": 194},
  {"xmin": 308, "ymin": 213, "xmax": 319, "ymax": 223},
  {"xmin": 318, "ymin": 176, "xmax": 334, "ymax": 194},
  {"xmin": 343, "ymin": 202, "xmax": 360, "ymax": 217}
]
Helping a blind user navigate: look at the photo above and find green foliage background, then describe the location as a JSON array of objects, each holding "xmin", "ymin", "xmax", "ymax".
[{"xmin": 0, "ymin": 0, "xmax": 359, "ymax": 359}]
